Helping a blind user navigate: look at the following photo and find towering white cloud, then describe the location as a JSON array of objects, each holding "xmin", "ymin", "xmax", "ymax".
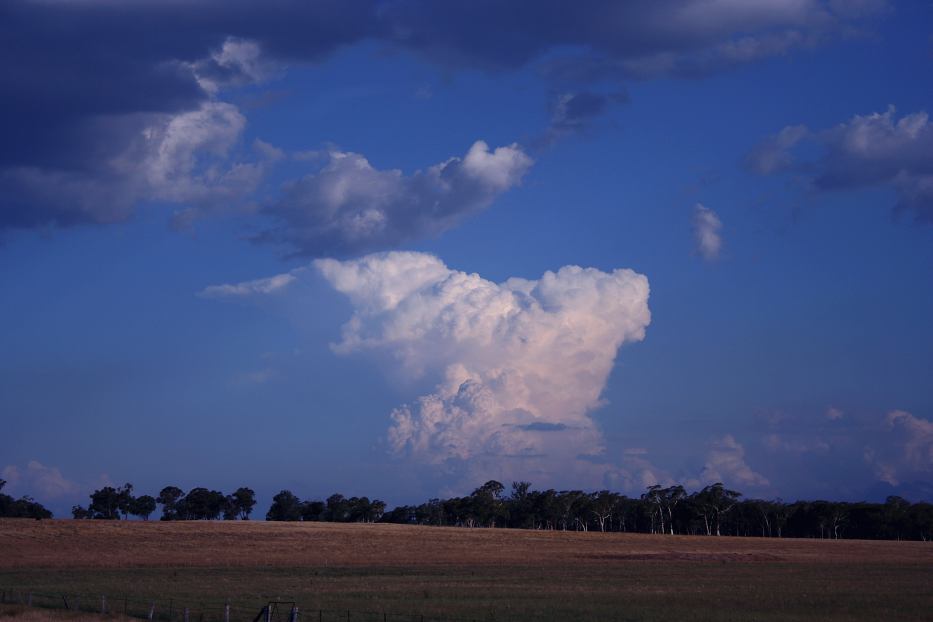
[{"xmin": 316, "ymin": 251, "xmax": 651, "ymax": 488}]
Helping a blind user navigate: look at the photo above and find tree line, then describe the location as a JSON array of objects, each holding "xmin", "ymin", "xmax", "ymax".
[
  {"xmin": 0, "ymin": 479, "xmax": 53, "ymax": 519},
  {"xmin": 70, "ymin": 484, "xmax": 257, "ymax": 521},
  {"xmin": 5, "ymin": 477, "xmax": 932, "ymax": 541},
  {"xmin": 375, "ymin": 481, "xmax": 933, "ymax": 541}
]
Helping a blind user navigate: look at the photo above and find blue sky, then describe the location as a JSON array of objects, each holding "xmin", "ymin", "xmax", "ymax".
[{"xmin": 2, "ymin": 1, "xmax": 932, "ymax": 516}]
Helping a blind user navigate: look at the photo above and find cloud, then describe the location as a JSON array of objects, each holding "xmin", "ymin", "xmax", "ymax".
[
  {"xmin": 885, "ymin": 410, "xmax": 933, "ymax": 472},
  {"xmin": 695, "ymin": 435, "xmax": 770, "ymax": 489},
  {"xmin": 693, "ymin": 203, "xmax": 723, "ymax": 261},
  {"xmin": 315, "ymin": 251, "xmax": 651, "ymax": 489},
  {"xmin": 199, "ymin": 272, "xmax": 298, "ymax": 299},
  {"xmin": 1, "ymin": 100, "xmax": 274, "ymax": 231},
  {"xmin": 256, "ymin": 141, "xmax": 533, "ymax": 257},
  {"xmin": 387, "ymin": 1, "xmax": 885, "ymax": 79},
  {"xmin": 191, "ymin": 37, "xmax": 283, "ymax": 95},
  {"xmin": 748, "ymin": 107, "xmax": 933, "ymax": 223},
  {"xmin": 538, "ymin": 90, "xmax": 629, "ymax": 145},
  {"xmin": 863, "ymin": 410, "xmax": 933, "ymax": 487},
  {"xmin": 763, "ymin": 433, "xmax": 830, "ymax": 454},
  {"xmin": 744, "ymin": 124, "xmax": 809, "ymax": 174},
  {"xmin": 1, "ymin": 0, "xmax": 889, "ymax": 235},
  {"xmin": 825, "ymin": 406, "xmax": 844, "ymax": 420},
  {"xmin": 1, "ymin": 460, "xmax": 80, "ymax": 500},
  {"xmin": 0, "ymin": 0, "xmax": 379, "ymax": 232}
]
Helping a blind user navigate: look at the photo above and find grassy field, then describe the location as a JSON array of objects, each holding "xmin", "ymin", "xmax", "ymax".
[{"xmin": 1, "ymin": 519, "xmax": 931, "ymax": 621}]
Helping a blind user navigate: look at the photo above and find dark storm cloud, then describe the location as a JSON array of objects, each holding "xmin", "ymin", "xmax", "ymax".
[
  {"xmin": 0, "ymin": 0, "xmax": 887, "ymax": 234},
  {"xmin": 0, "ymin": 0, "xmax": 380, "ymax": 230},
  {"xmin": 383, "ymin": 0, "xmax": 884, "ymax": 79}
]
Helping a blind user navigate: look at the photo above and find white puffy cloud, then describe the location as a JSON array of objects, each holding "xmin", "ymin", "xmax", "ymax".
[
  {"xmin": 257, "ymin": 141, "xmax": 533, "ymax": 256},
  {"xmin": 749, "ymin": 107, "xmax": 933, "ymax": 222},
  {"xmin": 885, "ymin": 410, "xmax": 933, "ymax": 472},
  {"xmin": 1, "ymin": 460, "xmax": 80, "ymax": 500},
  {"xmin": 695, "ymin": 435, "xmax": 770, "ymax": 489},
  {"xmin": 862, "ymin": 410, "xmax": 932, "ymax": 487},
  {"xmin": 192, "ymin": 38, "xmax": 282, "ymax": 95},
  {"xmin": 138, "ymin": 102, "xmax": 273, "ymax": 210},
  {"xmin": 693, "ymin": 203, "xmax": 723, "ymax": 261},
  {"xmin": 316, "ymin": 251, "xmax": 651, "ymax": 489}
]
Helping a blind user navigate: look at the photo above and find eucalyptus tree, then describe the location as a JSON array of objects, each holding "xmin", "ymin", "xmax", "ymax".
[{"xmin": 694, "ymin": 483, "xmax": 741, "ymax": 536}]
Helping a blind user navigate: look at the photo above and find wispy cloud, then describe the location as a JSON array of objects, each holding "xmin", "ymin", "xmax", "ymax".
[
  {"xmin": 693, "ymin": 203, "xmax": 723, "ymax": 261},
  {"xmin": 199, "ymin": 272, "xmax": 298, "ymax": 299}
]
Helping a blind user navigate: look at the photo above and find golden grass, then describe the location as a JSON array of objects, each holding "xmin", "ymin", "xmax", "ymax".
[
  {"xmin": 1, "ymin": 519, "xmax": 931, "ymax": 621},
  {"xmin": 2, "ymin": 518, "xmax": 929, "ymax": 569}
]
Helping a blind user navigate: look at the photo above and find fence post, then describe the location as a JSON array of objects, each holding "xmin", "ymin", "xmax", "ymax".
[
  {"xmin": 102, "ymin": 595, "xmax": 107, "ymax": 615},
  {"xmin": 265, "ymin": 604, "xmax": 272, "ymax": 622},
  {"xmin": 224, "ymin": 602, "xmax": 230, "ymax": 622},
  {"xmin": 149, "ymin": 603, "xmax": 156, "ymax": 621},
  {"xmin": 184, "ymin": 607, "xmax": 190, "ymax": 622}
]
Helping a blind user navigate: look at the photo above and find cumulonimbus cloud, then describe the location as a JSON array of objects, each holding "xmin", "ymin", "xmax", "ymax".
[
  {"xmin": 256, "ymin": 141, "xmax": 533, "ymax": 257},
  {"xmin": 748, "ymin": 107, "xmax": 933, "ymax": 223},
  {"xmin": 315, "ymin": 251, "xmax": 651, "ymax": 489}
]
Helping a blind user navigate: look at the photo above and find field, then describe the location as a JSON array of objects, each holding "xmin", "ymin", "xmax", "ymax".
[{"xmin": 1, "ymin": 520, "xmax": 931, "ymax": 621}]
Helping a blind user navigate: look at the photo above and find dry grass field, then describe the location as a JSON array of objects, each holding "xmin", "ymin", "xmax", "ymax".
[{"xmin": 1, "ymin": 519, "xmax": 931, "ymax": 621}]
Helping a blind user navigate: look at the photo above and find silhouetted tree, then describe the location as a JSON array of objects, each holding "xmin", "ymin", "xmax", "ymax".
[
  {"xmin": 130, "ymin": 495, "xmax": 157, "ymax": 521},
  {"xmin": 266, "ymin": 490, "xmax": 302, "ymax": 521},
  {"xmin": 157, "ymin": 486, "xmax": 185, "ymax": 521},
  {"xmin": 0, "ymin": 480, "xmax": 52, "ymax": 519},
  {"xmin": 88, "ymin": 486, "xmax": 124, "ymax": 519},
  {"xmin": 694, "ymin": 483, "xmax": 741, "ymax": 536},
  {"xmin": 229, "ymin": 487, "xmax": 257, "ymax": 519}
]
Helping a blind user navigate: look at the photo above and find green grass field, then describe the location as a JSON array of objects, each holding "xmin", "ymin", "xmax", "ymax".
[{"xmin": 1, "ymin": 520, "xmax": 931, "ymax": 621}]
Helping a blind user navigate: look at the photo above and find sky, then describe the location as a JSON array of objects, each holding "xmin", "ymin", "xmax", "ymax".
[{"xmin": 2, "ymin": 0, "xmax": 932, "ymax": 517}]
